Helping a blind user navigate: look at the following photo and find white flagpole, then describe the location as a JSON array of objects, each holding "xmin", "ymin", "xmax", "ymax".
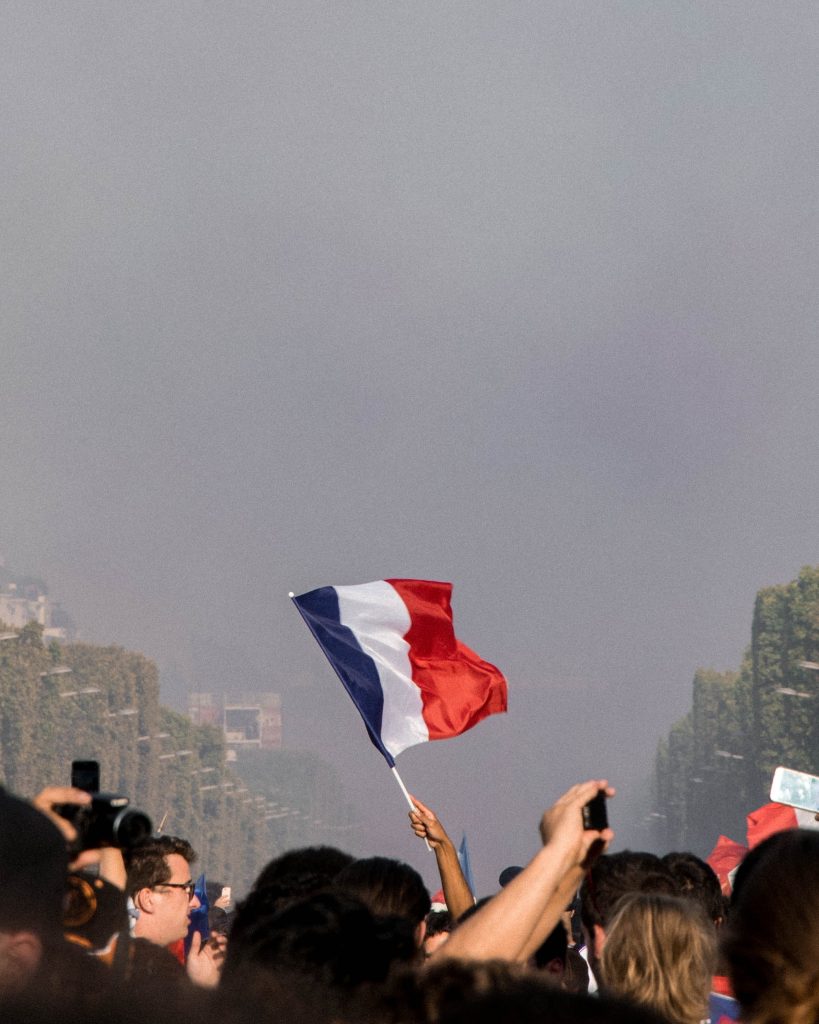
[{"xmin": 391, "ymin": 765, "xmax": 432, "ymax": 852}]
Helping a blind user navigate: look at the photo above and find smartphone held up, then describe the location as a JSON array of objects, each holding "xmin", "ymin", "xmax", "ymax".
[
  {"xmin": 770, "ymin": 765, "xmax": 819, "ymax": 813},
  {"xmin": 582, "ymin": 790, "xmax": 609, "ymax": 831}
]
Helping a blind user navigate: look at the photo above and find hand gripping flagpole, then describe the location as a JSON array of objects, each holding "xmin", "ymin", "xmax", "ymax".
[{"xmin": 390, "ymin": 765, "xmax": 432, "ymax": 852}]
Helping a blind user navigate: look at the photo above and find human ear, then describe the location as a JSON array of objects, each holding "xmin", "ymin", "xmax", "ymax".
[{"xmin": 134, "ymin": 887, "xmax": 156, "ymax": 914}]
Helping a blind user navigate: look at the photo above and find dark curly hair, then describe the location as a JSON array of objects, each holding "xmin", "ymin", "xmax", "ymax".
[
  {"xmin": 124, "ymin": 836, "xmax": 196, "ymax": 898},
  {"xmin": 661, "ymin": 851, "xmax": 725, "ymax": 925}
]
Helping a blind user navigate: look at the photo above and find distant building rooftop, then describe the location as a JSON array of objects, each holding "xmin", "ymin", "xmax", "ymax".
[{"xmin": 187, "ymin": 691, "xmax": 282, "ymax": 749}]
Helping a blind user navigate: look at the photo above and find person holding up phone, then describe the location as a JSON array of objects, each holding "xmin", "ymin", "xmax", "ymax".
[{"xmin": 432, "ymin": 780, "xmax": 615, "ymax": 963}]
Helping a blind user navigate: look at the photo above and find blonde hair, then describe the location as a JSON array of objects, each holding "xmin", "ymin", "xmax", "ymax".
[{"xmin": 599, "ymin": 892, "xmax": 715, "ymax": 1024}]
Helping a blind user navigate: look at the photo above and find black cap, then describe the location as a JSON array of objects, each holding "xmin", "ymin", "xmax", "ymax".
[{"xmin": 498, "ymin": 865, "xmax": 523, "ymax": 887}]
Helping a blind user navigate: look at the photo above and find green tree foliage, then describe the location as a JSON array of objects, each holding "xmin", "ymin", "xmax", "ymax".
[
  {"xmin": 0, "ymin": 627, "xmax": 350, "ymax": 894},
  {"xmin": 653, "ymin": 566, "xmax": 819, "ymax": 853},
  {"xmin": 748, "ymin": 568, "xmax": 819, "ymax": 793}
]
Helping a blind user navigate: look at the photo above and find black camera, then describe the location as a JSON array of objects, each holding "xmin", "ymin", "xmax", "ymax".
[{"xmin": 55, "ymin": 794, "xmax": 152, "ymax": 853}]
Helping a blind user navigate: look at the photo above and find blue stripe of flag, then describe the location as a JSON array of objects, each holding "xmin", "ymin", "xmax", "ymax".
[{"xmin": 291, "ymin": 586, "xmax": 394, "ymax": 766}]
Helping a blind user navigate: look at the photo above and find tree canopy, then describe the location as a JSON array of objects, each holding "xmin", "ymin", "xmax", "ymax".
[
  {"xmin": 653, "ymin": 566, "xmax": 819, "ymax": 852},
  {"xmin": 0, "ymin": 626, "xmax": 351, "ymax": 893}
]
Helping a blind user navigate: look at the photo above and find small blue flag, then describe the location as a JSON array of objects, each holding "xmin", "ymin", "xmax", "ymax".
[
  {"xmin": 184, "ymin": 873, "xmax": 210, "ymax": 956},
  {"xmin": 458, "ymin": 833, "xmax": 476, "ymax": 895}
]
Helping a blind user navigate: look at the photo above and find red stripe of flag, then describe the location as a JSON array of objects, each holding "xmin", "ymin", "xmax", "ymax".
[{"xmin": 387, "ymin": 579, "xmax": 507, "ymax": 739}]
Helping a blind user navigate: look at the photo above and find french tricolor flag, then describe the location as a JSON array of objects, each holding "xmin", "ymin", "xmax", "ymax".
[{"xmin": 292, "ymin": 579, "xmax": 507, "ymax": 767}]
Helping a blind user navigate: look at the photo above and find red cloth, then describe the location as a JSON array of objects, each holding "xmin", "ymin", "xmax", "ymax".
[
  {"xmin": 706, "ymin": 834, "xmax": 747, "ymax": 895},
  {"xmin": 167, "ymin": 937, "xmax": 186, "ymax": 965},
  {"xmin": 712, "ymin": 975, "xmax": 735, "ymax": 997},
  {"xmin": 746, "ymin": 802, "xmax": 798, "ymax": 849}
]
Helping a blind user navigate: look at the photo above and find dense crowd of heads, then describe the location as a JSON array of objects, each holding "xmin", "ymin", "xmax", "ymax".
[{"xmin": 1, "ymin": 778, "xmax": 818, "ymax": 1024}]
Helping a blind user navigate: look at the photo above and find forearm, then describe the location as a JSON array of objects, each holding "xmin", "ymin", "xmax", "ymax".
[
  {"xmin": 434, "ymin": 842, "xmax": 573, "ymax": 962},
  {"xmin": 435, "ymin": 838, "xmax": 474, "ymax": 921},
  {"xmin": 98, "ymin": 848, "xmax": 127, "ymax": 890},
  {"xmin": 516, "ymin": 863, "xmax": 582, "ymax": 963},
  {"xmin": 433, "ymin": 778, "xmax": 612, "ymax": 964}
]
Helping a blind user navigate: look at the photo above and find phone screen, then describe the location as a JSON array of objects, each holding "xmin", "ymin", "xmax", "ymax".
[{"xmin": 770, "ymin": 765, "xmax": 819, "ymax": 812}]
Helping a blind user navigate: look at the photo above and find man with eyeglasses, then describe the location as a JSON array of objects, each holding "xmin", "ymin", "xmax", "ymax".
[{"xmin": 125, "ymin": 835, "xmax": 225, "ymax": 986}]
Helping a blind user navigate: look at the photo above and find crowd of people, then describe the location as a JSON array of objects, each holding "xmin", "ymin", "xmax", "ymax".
[{"xmin": 1, "ymin": 775, "xmax": 817, "ymax": 1024}]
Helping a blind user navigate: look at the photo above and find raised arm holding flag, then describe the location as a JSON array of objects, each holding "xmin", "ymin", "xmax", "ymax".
[
  {"xmin": 409, "ymin": 796, "xmax": 474, "ymax": 920},
  {"xmin": 291, "ymin": 578, "xmax": 508, "ymax": 826}
]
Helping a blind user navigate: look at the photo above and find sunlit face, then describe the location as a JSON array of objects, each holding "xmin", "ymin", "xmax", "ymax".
[{"xmin": 147, "ymin": 853, "xmax": 200, "ymax": 945}]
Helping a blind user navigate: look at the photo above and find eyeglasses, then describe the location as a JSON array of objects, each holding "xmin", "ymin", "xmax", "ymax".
[{"xmin": 154, "ymin": 880, "xmax": 196, "ymax": 898}]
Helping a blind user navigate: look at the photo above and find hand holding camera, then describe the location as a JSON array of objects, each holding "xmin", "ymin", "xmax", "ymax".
[
  {"xmin": 32, "ymin": 784, "xmax": 93, "ymax": 849},
  {"xmin": 539, "ymin": 779, "xmax": 615, "ymax": 873},
  {"xmin": 53, "ymin": 793, "xmax": 152, "ymax": 855},
  {"xmin": 34, "ymin": 760, "xmax": 152, "ymax": 870}
]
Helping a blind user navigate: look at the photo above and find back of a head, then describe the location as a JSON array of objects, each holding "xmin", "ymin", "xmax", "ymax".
[
  {"xmin": 580, "ymin": 851, "xmax": 677, "ymax": 934},
  {"xmin": 722, "ymin": 829, "xmax": 819, "ymax": 1024},
  {"xmin": 662, "ymin": 851, "xmax": 724, "ymax": 925},
  {"xmin": 532, "ymin": 920, "xmax": 568, "ymax": 974},
  {"xmin": 425, "ymin": 909, "xmax": 452, "ymax": 939},
  {"xmin": 600, "ymin": 891, "xmax": 715, "ymax": 1024},
  {"xmin": 252, "ymin": 846, "xmax": 354, "ymax": 893},
  {"xmin": 334, "ymin": 857, "xmax": 430, "ymax": 927},
  {"xmin": 0, "ymin": 788, "xmax": 68, "ymax": 940},
  {"xmin": 222, "ymin": 889, "xmax": 415, "ymax": 993},
  {"xmin": 384, "ymin": 959, "xmax": 669, "ymax": 1024},
  {"xmin": 229, "ymin": 876, "xmax": 336, "ymax": 952},
  {"xmin": 563, "ymin": 947, "xmax": 590, "ymax": 995}
]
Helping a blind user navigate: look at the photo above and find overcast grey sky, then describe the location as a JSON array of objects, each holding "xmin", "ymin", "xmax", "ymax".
[{"xmin": 3, "ymin": 2, "xmax": 819, "ymax": 892}]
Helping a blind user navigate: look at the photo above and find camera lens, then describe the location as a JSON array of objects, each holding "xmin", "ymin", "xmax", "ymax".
[{"xmin": 112, "ymin": 808, "xmax": 152, "ymax": 847}]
